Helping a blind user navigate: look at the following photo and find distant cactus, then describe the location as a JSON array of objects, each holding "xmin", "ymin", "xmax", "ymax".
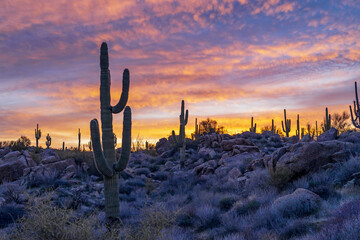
[
  {"xmin": 281, "ymin": 109, "xmax": 291, "ymax": 137},
  {"xmin": 45, "ymin": 133, "xmax": 51, "ymax": 149},
  {"xmin": 350, "ymin": 82, "xmax": 360, "ymax": 128},
  {"xmin": 172, "ymin": 100, "xmax": 188, "ymax": 168},
  {"xmin": 78, "ymin": 128, "xmax": 81, "ymax": 151},
  {"xmin": 88, "ymin": 140, "xmax": 92, "ymax": 151},
  {"xmin": 145, "ymin": 141, "xmax": 149, "ymax": 150},
  {"xmin": 271, "ymin": 119, "xmax": 275, "ymax": 133},
  {"xmin": 301, "ymin": 127, "xmax": 305, "ymax": 138},
  {"xmin": 35, "ymin": 124, "xmax": 41, "ymax": 148},
  {"xmin": 62, "ymin": 141, "xmax": 65, "ymax": 151},
  {"xmin": 315, "ymin": 120, "xmax": 318, "ymax": 137},
  {"xmin": 295, "ymin": 114, "xmax": 300, "ymax": 139},
  {"xmin": 90, "ymin": 42, "xmax": 131, "ymax": 222},
  {"xmin": 114, "ymin": 133, "xmax": 117, "ymax": 148},
  {"xmin": 249, "ymin": 117, "xmax": 256, "ymax": 133},
  {"xmin": 322, "ymin": 107, "xmax": 331, "ymax": 132}
]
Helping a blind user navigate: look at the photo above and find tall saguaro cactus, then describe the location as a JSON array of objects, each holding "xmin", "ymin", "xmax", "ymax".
[
  {"xmin": 78, "ymin": 129, "xmax": 81, "ymax": 151},
  {"xmin": 172, "ymin": 100, "xmax": 188, "ymax": 168},
  {"xmin": 281, "ymin": 109, "xmax": 291, "ymax": 137},
  {"xmin": 45, "ymin": 134, "xmax": 51, "ymax": 149},
  {"xmin": 90, "ymin": 42, "xmax": 131, "ymax": 221},
  {"xmin": 350, "ymin": 82, "xmax": 360, "ymax": 128},
  {"xmin": 35, "ymin": 124, "xmax": 41, "ymax": 148},
  {"xmin": 271, "ymin": 119, "xmax": 275, "ymax": 133},
  {"xmin": 249, "ymin": 117, "xmax": 256, "ymax": 133},
  {"xmin": 322, "ymin": 107, "xmax": 331, "ymax": 132}
]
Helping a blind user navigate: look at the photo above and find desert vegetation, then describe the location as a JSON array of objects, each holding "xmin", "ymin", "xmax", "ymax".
[{"xmin": 1, "ymin": 42, "xmax": 360, "ymax": 240}]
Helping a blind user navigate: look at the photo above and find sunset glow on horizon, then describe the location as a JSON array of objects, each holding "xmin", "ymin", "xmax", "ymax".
[{"xmin": 1, "ymin": 0, "xmax": 359, "ymax": 148}]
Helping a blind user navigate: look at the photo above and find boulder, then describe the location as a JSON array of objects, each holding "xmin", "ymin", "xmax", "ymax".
[
  {"xmin": 269, "ymin": 141, "xmax": 353, "ymax": 181},
  {"xmin": 337, "ymin": 131, "xmax": 360, "ymax": 144},
  {"xmin": 317, "ymin": 127, "xmax": 338, "ymax": 142},
  {"xmin": 0, "ymin": 147, "xmax": 10, "ymax": 158},
  {"xmin": 231, "ymin": 145, "xmax": 259, "ymax": 155},
  {"xmin": 271, "ymin": 188, "xmax": 321, "ymax": 218},
  {"xmin": 24, "ymin": 158, "xmax": 76, "ymax": 180},
  {"xmin": 0, "ymin": 151, "xmax": 36, "ymax": 183},
  {"xmin": 155, "ymin": 138, "xmax": 172, "ymax": 155},
  {"xmin": 220, "ymin": 138, "xmax": 254, "ymax": 151},
  {"xmin": 198, "ymin": 147, "xmax": 216, "ymax": 159},
  {"xmin": 228, "ymin": 167, "xmax": 242, "ymax": 179},
  {"xmin": 194, "ymin": 160, "xmax": 217, "ymax": 175}
]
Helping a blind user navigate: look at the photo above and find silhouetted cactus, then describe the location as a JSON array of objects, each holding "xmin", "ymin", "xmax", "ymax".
[
  {"xmin": 322, "ymin": 107, "xmax": 331, "ymax": 132},
  {"xmin": 78, "ymin": 129, "xmax": 81, "ymax": 151},
  {"xmin": 296, "ymin": 114, "xmax": 300, "ymax": 139},
  {"xmin": 35, "ymin": 124, "xmax": 41, "ymax": 148},
  {"xmin": 90, "ymin": 42, "xmax": 131, "ymax": 222},
  {"xmin": 350, "ymin": 82, "xmax": 360, "ymax": 128},
  {"xmin": 281, "ymin": 109, "xmax": 291, "ymax": 137},
  {"xmin": 271, "ymin": 119, "xmax": 275, "ymax": 133},
  {"xmin": 45, "ymin": 134, "xmax": 51, "ymax": 149},
  {"xmin": 62, "ymin": 141, "xmax": 65, "ymax": 151},
  {"xmin": 172, "ymin": 100, "xmax": 188, "ymax": 168},
  {"xmin": 88, "ymin": 140, "xmax": 92, "ymax": 151},
  {"xmin": 249, "ymin": 117, "xmax": 256, "ymax": 133},
  {"xmin": 113, "ymin": 133, "xmax": 117, "ymax": 148},
  {"xmin": 315, "ymin": 120, "xmax": 318, "ymax": 137},
  {"xmin": 301, "ymin": 127, "xmax": 305, "ymax": 138}
]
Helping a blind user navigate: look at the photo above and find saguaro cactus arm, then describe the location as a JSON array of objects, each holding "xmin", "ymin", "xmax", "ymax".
[
  {"xmin": 90, "ymin": 119, "xmax": 114, "ymax": 178},
  {"xmin": 111, "ymin": 69, "xmax": 130, "ymax": 114},
  {"xmin": 350, "ymin": 82, "xmax": 360, "ymax": 128},
  {"xmin": 114, "ymin": 106, "xmax": 132, "ymax": 172}
]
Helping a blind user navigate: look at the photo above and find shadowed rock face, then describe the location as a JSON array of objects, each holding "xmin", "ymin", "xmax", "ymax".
[
  {"xmin": 0, "ymin": 151, "xmax": 36, "ymax": 183},
  {"xmin": 317, "ymin": 127, "xmax": 338, "ymax": 142},
  {"xmin": 268, "ymin": 140, "xmax": 354, "ymax": 181}
]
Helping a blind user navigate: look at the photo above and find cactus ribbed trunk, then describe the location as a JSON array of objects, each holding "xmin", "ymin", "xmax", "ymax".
[
  {"xmin": 90, "ymin": 42, "xmax": 131, "ymax": 222},
  {"xmin": 100, "ymin": 44, "xmax": 119, "ymax": 219}
]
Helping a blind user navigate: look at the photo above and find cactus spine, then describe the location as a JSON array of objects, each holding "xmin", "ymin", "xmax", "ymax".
[
  {"xmin": 281, "ymin": 109, "xmax": 291, "ymax": 137},
  {"xmin": 249, "ymin": 117, "xmax": 256, "ymax": 133},
  {"xmin": 35, "ymin": 124, "xmax": 41, "ymax": 148},
  {"xmin": 90, "ymin": 42, "xmax": 131, "ymax": 221},
  {"xmin": 172, "ymin": 100, "xmax": 188, "ymax": 168},
  {"xmin": 322, "ymin": 107, "xmax": 331, "ymax": 132},
  {"xmin": 45, "ymin": 133, "xmax": 51, "ymax": 149},
  {"xmin": 350, "ymin": 82, "xmax": 360, "ymax": 128}
]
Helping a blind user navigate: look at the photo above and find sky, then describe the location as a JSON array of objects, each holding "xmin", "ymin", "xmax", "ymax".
[{"xmin": 0, "ymin": 0, "xmax": 359, "ymax": 148}]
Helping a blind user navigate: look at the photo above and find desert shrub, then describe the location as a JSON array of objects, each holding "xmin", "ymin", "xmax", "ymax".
[
  {"xmin": 278, "ymin": 219, "xmax": 316, "ymax": 240},
  {"xmin": 195, "ymin": 204, "xmax": 220, "ymax": 230},
  {"xmin": 219, "ymin": 196, "xmax": 237, "ymax": 211},
  {"xmin": 0, "ymin": 136, "xmax": 31, "ymax": 151},
  {"xmin": 7, "ymin": 196, "xmax": 119, "ymax": 240},
  {"xmin": 234, "ymin": 199, "xmax": 261, "ymax": 216},
  {"xmin": 218, "ymin": 233, "xmax": 246, "ymax": 240},
  {"xmin": 0, "ymin": 204, "xmax": 25, "ymax": 228},
  {"xmin": 152, "ymin": 171, "xmax": 168, "ymax": 181},
  {"xmin": 176, "ymin": 206, "xmax": 196, "ymax": 228},
  {"xmin": 126, "ymin": 204, "xmax": 176, "ymax": 240},
  {"xmin": 269, "ymin": 167, "xmax": 292, "ymax": 189},
  {"xmin": 29, "ymin": 152, "xmax": 41, "ymax": 164},
  {"xmin": 245, "ymin": 169, "xmax": 272, "ymax": 192},
  {"xmin": 127, "ymin": 178, "xmax": 146, "ymax": 188},
  {"xmin": 333, "ymin": 157, "xmax": 360, "ymax": 186},
  {"xmin": 134, "ymin": 167, "xmax": 151, "ymax": 176},
  {"xmin": 0, "ymin": 185, "xmax": 25, "ymax": 205},
  {"xmin": 148, "ymin": 164, "xmax": 160, "ymax": 172},
  {"xmin": 159, "ymin": 227, "xmax": 194, "ymax": 240},
  {"xmin": 26, "ymin": 171, "xmax": 69, "ymax": 190}
]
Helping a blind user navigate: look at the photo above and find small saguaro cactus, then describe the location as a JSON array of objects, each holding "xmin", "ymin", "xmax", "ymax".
[
  {"xmin": 88, "ymin": 140, "xmax": 92, "ymax": 151},
  {"xmin": 172, "ymin": 100, "xmax": 188, "ymax": 168},
  {"xmin": 90, "ymin": 42, "xmax": 131, "ymax": 221},
  {"xmin": 295, "ymin": 114, "xmax": 300, "ymax": 139},
  {"xmin": 350, "ymin": 82, "xmax": 360, "ymax": 128},
  {"xmin": 301, "ymin": 128, "xmax": 305, "ymax": 138},
  {"xmin": 145, "ymin": 141, "xmax": 149, "ymax": 150},
  {"xmin": 78, "ymin": 128, "xmax": 81, "ymax": 151},
  {"xmin": 114, "ymin": 133, "xmax": 117, "ymax": 148},
  {"xmin": 315, "ymin": 120, "xmax": 318, "ymax": 137},
  {"xmin": 271, "ymin": 119, "xmax": 275, "ymax": 133},
  {"xmin": 45, "ymin": 133, "xmax": 51, "ymax": 149},
  {"xmin": 322, "ymin": 107, "xmax": 331, "ymax": 132},
  {"xmin": 281, "ymin": 109, "xmax": 291, "ymax": 137},
  {"xmin": 249, "ymin": 117, "xmax": 256, "ymax": 133},
  {"xmin": 62, "ymin": 141, "xmax": 65, "ymax": 151},
  {"xmin": 35, "ymin": 124, "xmax": 41, "ymax": 148}
]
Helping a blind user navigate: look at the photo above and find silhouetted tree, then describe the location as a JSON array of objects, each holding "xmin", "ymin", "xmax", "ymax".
[
  {"xmin": 198, "ymin": 118, "xmax": 226, "ymax": 134},
  {"xmin": 332, "ymin": 111, "xmax": 351, "ymax": 134}
]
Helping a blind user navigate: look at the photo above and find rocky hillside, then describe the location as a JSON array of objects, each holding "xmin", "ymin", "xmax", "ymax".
[{"xmin": 1, "ymin": 128, "xmax": 360, "ymax": 239}]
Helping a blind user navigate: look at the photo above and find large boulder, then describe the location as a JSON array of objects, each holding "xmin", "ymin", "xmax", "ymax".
[
  {"xmin": 194, "ymin": 160, "xmax": 217, "ymax": 176},
  {"xmin": 155, "ymin": 138, "xmax": 172, "ymax": 155},
  {"xmin": 337, "ymin": 131, "xmax": 360, "ymax": 144},
  {"xmin": 0, "ymin": 151, "xmax": 36, "ymax": 183},
  {"xmin": 271, "ymin": 188, "xmax": 321, "ymax": 218},
  {"xmin": 317, "ymin": 127, "xmax": 338, "ymax": 142},
  {"xmin": 220, "ymin": 138, "xmax": 254, "ymax": 151},
  {"xmin": 24, "ymin": 158, "xmax": 76, "ymax": 180},
  {"xmin": 268, "ymin": 141, "xmax": 353, "ymax": 182}
]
